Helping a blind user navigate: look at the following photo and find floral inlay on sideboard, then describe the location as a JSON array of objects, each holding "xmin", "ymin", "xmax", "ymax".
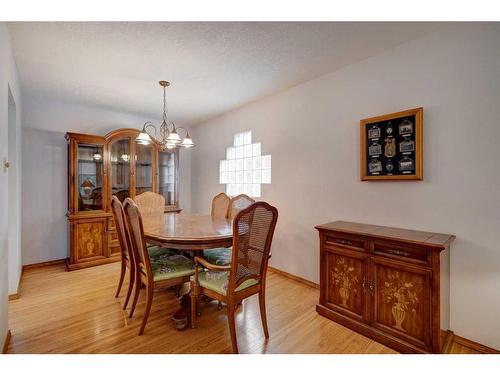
[
  {"xmin": 331, "ymin": 257, "xmax": 358, "ymax": 308},
  {"xmin": 381, "ymin": 270, "xmax": 422, "ymax": 331}
]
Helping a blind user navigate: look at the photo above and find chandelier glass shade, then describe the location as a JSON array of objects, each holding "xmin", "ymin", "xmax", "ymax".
[{"xmin": 136, "ymin": 81, "xmax": 194, "ymax": 150}]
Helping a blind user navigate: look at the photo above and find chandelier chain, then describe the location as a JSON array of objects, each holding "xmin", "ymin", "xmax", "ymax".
[{"xmin": 162, "ymin": 84, "xmax": 168, "ymax": 122}]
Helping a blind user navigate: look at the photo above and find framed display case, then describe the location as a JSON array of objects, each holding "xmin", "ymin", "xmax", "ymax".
[
  {"xmin": 65, "ymin": 128, "xmax": 180, "ymax": 270},
  {"xmin": 360, "ymin": 107, "xmax": 423, "ymax": 181}
]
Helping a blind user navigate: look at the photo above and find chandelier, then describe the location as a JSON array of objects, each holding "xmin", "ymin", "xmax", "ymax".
[{"xmin": 136, "ymin": 81, "xmax": 194, "ymax": 150}]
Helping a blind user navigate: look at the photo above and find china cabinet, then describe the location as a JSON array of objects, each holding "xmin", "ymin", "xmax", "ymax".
[
  {"xmin": 66, "ymin": 128, "xmax": 180, "ymax": 271},
  {"xmin": 315, "ymin": 221, "xmax": 455, "ymax": 353}
]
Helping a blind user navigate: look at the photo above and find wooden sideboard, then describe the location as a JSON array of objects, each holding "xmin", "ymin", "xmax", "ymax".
[{"xmin": 315, "ymin": 221, "xmax": 455, "ymax": 353}]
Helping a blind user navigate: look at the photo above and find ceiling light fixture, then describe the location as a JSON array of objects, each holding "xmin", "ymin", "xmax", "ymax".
[{"xmin": 136, "ymin": 81, "xmax": 194, "ymax": 150}]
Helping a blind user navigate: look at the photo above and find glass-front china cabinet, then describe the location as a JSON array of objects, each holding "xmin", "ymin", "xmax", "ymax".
[{"xmin": 65, "ymin": 128, "xmax": 180, "ymax": 271}]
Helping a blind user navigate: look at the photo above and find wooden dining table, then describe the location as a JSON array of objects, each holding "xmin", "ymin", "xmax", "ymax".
[{"xmin": 143, "ymin": 212, "xmax": 233, "ymax": 250}]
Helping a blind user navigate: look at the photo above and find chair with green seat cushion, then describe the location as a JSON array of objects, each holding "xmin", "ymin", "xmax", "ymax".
[
  {"xmin": 203, "ymin": 247, "xmax": 232, "ymax": 266},
  {"xmin": 147, "ymin": 243, "xmax": 180, "ymax": 255},
  {"xmin": 190, "ymin": 201, "xmax": 279, "ymax": 354},
  {"xmin": 198, "ymin": 270, "xmax": 258, "ymax": 295},
  {"xmin": 123, "ymin": 197, "xmax": 195, "ymax": 336},
  {"xmin": 147, "ymin": 245, "xmax": 178, "ymax": 259},
  {"xmin": 202, "ymin": 247, "xmax": 233, "ymax": 310},
  {"xmin": 150, "ymin": 253, "xmax": 195, "ymax": 281},
  {"xmin": 110, "ymin": 196, "xmax": 136, "ymax": 311}
]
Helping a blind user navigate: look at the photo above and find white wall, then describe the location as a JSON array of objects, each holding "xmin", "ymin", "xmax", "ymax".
[
  {"xmin": 0, "ymin": 22, "xmax": 23, "ymax": 349},
  {"xmin": 7, "ymin": 86, "xmax": 22, "ymax": 296},
  {"xmin": 191, "ymin": 24, "xmax": 500, "ymax": 349},
  {"xmin": 21, "ymin": 95, "xmax": 192, "ymax": 265}
]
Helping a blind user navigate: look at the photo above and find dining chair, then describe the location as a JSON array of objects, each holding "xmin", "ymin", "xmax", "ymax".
[
  {"xmin": 114, "ymin": 189, "xmax": 130, "ymax": 202},
  {"xmin": 134, "ymin": 191, "xmax": 165, "ymax": 217},
  {"xmin": 203, "ymin": 194, "xmax": 255, "ymax": 267},
  {"xmin": 134, "ymin": 191, "xmax": 177, "ymax": 252},
  {"xmin": 191, "ymin": 201, "xmax": 278, "ymax": 353},
  {"xmin": 228, "ymin": 194, "xmax": 255, "ymax": 220},
  {"xmin": 203, "ymin": 192, "xmax": 234, "ymax": 267},
  {"xmin": 211, "ymin": 192, "xmax": 230, "ymax": 219},
  {"xmin": 112, "ymin": 196, "xmax": 176, "ymax": 312},
  {"xmin": 123, "ymin": 198, "xmax": 195, "ymax": 335},
  {"xmin": 110, "ymin": 195, "xmax": 135, "ymax": 310}
]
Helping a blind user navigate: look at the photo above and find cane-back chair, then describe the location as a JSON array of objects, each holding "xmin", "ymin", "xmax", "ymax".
[
  {"xmin": 134, "ymin": 191, "xmax": 174, "ymax": 250},
  {"xmin": 134, "ymin": 191, "xmax": 165, "ymax": 215},
  {"xmin": 110, "ymin": 196, "xmax": 135, "ymax": 310},
  {"xmin": 191, "ymin": 201, "xmax": 278, "ymax": 353},
  {"xmin": 211, "ymin": 192, "xmax": 231, "ymax": 219},
  {"xmin": 203, "ymin": 193, "xmax": 255, "ymax": 267},
  {"xmin": 203, "ymin": 192, "xmax": 234, "ymax": 266},
  {"xmin": 228, "ymin": 194, "xmax": 255, "ymax": 220},
  {"xmin": 123, "ymin": 198, "xmax": 195, "ymax": 335}
]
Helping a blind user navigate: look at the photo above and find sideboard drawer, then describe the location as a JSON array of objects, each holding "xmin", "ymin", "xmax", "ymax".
[
  {"xmin": 324, "ymin": 233, "xmax": 367, "ymax": 251},
  {"xmin": 371, "ymin": 242, "xmax": 430, "ymax": 266}
]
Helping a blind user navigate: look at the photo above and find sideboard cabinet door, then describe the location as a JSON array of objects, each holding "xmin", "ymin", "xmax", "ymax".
[
  {"xmin": 323, "ymin": 247, "xmax": 369, "ymax": 322},
  {"xmin": 371, "ymin": 256, "xmax": 432, "ymax": 350},
  {"xmin": 72, "ymin": 218, "xmax": 107, "ymax": 263}
]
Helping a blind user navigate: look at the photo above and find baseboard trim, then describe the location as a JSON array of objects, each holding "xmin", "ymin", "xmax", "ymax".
[
  {"xmin": 268, "ymin": 266, "xmax": 319, "ymax": 289},
  {"xmin": 2, "ymin": 330, "xmax": 11, "ymax": 354},
  {"xmin": 22, "ymin": 258, "xmax": 66, "ymax": 271},
  {"xmin": 440, "ymin": 330, "xmax": 454, "ymax": 354},
  {"xmin": 8, "ymin": 273, "xmax": 22, "ymax": 301},
  {"xmin": 453, "ymin": 334, "xmax": 500, "ymax": 354}
]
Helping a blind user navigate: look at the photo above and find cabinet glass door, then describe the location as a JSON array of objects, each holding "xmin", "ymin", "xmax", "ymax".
[
  {"xmin": 158, "ymin": 151, "xmax": 177, "ymax": 206},
  {"xmin": 135, "ymin": 143, "xmax": 153, "ymax": 195},
  {"xmin": 110, "ymin": 138, "xmax": 131, "ymax": 202},
  {"xmin": 77, "ymin": 143, "xmax": 104, "ymax": 212}
]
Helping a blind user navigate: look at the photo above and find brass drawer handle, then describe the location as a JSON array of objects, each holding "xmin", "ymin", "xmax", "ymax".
[
  {"xmin": 387, "ymin": 249, "xmax": 410, "ymax": 257},
  {"xmin": 362, "ymin": 277, "xmax": 374, "ymax": 295},
  {"xmin": 368, "ymin": 283, "xmax": 375, "ymax": 296},
  {"xmin": 335, "ymin": 239, "xmax": 353, "ymax": 246}
]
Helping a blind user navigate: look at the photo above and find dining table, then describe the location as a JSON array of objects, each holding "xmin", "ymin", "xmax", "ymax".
[
  {"xmin": 143, "ymin": 212, "xmax": 233, "ymax": 250},
  {"xmin": 142, "ymin": 212, "xmax": 234, "ymax": 330}
]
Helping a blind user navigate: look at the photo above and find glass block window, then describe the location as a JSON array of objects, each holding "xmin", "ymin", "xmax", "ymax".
[{"xmin": 219, "ymin": 130, "xmax": 271, "ymax": 198}]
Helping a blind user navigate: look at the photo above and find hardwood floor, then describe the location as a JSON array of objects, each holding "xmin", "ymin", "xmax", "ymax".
[{"xmin": 7, "ymin": 262, "xmax": 478, "ymax": 354}]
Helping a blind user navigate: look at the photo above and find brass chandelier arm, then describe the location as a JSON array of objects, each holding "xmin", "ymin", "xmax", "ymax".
[
  {"xmin": 174, "ymin": 126, "xmax": 191, "ymax": 138},
  {"xmin": 142, "ymin": 122, "xmax": 157, "ymax": 138},
  {"xmin": 141, "ymin": 122, "xmax": 165, "ymax": 149},
  {"xmin": 136, "ymin": 80, "xmax": 194, "ymax": 149}
]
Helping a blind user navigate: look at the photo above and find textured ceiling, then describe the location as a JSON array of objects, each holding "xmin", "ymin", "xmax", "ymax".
[{"xmin": 9, "ymin": 22, "xmax": 444, "ymax": 128}]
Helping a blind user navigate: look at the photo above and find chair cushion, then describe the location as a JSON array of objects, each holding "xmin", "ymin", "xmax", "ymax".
[
  {"xmin": 149, "ymin": 248, "xmax": 194, "ymax": 282},
  {"xmin": 203, "ymin": 247, "xmax": 232, "ymax": 266},
  {"xmin": 197, "ymin": 270, "xmax": 258, "ymax": 296},
  {"xmin": 147, "ymin": 245, "xmax": 178, "ymax": 258},
  {"xmin": 147, "ymin": 243, "xmax": 180, "ymax": 255}
]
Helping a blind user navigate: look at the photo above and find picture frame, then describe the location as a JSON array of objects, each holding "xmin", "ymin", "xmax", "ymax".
[{"xmin": 360, "ymin": 107, "xmax": 423, "ymax": 181}]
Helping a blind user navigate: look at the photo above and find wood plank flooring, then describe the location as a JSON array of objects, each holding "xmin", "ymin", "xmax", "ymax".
[{"xmin": 7, "ymin": 262, "xmax": 478, "ymax": 354}]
